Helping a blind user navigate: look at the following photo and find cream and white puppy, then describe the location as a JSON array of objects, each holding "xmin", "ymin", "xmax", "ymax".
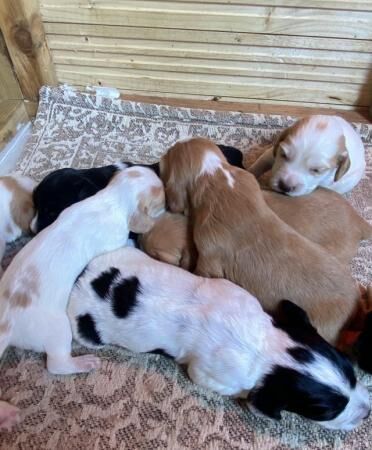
[
  {"xmin": 248, "ymin": 115, "xmax": 366, "ymax": 196},
  {"xmin": 68, "ymin": 247, "xmax": 370, "ymax": 431},
  {"xmin": 0, "ymin": 166, "xmax": 165, "ymax": 430},
  {"xmin": 0, "ymin": 175, "xmax": 36, "ymax": 276}
]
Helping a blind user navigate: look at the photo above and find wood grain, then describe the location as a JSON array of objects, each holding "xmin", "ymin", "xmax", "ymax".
[{"xmin": 0, "ymin": 0, "xmax": 57, "ymax": 101}]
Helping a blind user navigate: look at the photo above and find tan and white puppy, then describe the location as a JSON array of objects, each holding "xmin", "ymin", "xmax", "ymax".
[
  {"xmin": 0, "ymin": 166, "xmax": 165, "ymax": 430},
  {"xmin": 0, "ymin": 175, "xmax": 36, "ymax": 276},
  {"xmin": 248, "ymin": 115, "xmax": 366, "ymax": 196}
]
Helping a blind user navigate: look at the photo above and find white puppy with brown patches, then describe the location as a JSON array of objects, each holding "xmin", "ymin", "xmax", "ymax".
[
  {"xmin": 0, "ymin": 166, "xmax": 165, "ymax": 430},
  {"xmin": 248, "ymin": 115, "xmax": 365, "ymax": 196},
  {"xmin": 0, "ymin": 175, "xmax": 36, "ymax": 276},
  {"xmin": 68, "ymin": 247, "xmax": 370, "ymax": 431}
]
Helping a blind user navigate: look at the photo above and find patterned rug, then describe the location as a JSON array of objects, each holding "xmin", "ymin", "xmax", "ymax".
[{"xmin": 0, "ymin": 86, "xmax": 371, "ymax": 449}]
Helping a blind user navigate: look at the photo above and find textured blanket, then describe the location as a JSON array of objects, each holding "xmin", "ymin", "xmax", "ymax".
[{"xmin": 0, "ymin": 86, "xmax": 371, "ymax": 449}]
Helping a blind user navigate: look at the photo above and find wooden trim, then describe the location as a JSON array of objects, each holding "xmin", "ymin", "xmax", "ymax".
[
  {"xmin": 118, "ymin": 93, "xmax": 371, "ymax": 123},
  {"xmin": 0, "ymin": 0, "xmax": 57, "ymax": 102}
]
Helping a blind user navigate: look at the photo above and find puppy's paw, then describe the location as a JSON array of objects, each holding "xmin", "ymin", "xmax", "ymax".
[
  {"xmin": 72, "ymin": 354, "xmax": 101, "ymax": 372},
  {"xmin": 0, "ymin": 401, "xmax": 20, "ymax": 431}
]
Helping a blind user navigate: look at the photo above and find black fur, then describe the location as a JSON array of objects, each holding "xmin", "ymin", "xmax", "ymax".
[
  {"xmin": 287, "ymin": 347, "xmax": 314, "ymax": 364},
  {"xmin": 354, "ymin": 312, "xmax": 372, "ymax": 374},
  {"xmin": 218, "ymin": 144, "xmax": 244, "ymax": 168},
  {"xmin": 91, "ymin": 267, "xmax": 120, "ymax": 299},
  {"xmin": 77, "ymin": 313, "xmax": 103, "ymax": 346},
  {"xmin": 32, "ymin": 165, "xmax": 120, "ymax": 232},
  {"xmin": 149, "ymin": 348, "xmax": 174, "ymax": 359},
  {"xmin": 250, "ymin": 366, "xmax": 349, "ymax": 422},
  {"xmin": 111, "ymin": 276, "xmax": 141, "ymax": 318},
  {"xmin": 273, "ymin": 300, "xmax": 356, "ymax": 388}
]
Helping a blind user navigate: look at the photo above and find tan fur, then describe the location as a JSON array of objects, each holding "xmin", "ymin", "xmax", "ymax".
[
  {"xmin": 263, "ymin": 188, "xmax": 372, "ymax": 265},
  {"xmin": 140, "ymin": 212, "xmax": 197, "ymax": 270},
  {"xmin": 1, "ymin": 176, "xmax": 34, "ymax": 232},
  {"xmin": 316, "ymin": 120, "xmax": 328, "ymax": 131},
  {"xmin": 273, "ymin": 117, "xmax": 309, "ymax": 157},
  {"xmin": 334, "ymin": 135, "xmax": 351, "ymax": 181},
  {"xmin": 8, "ymin": 266, "xmax": 40, "ymax": 309},
  {"xmin": 160, "ymin": 138, "xmax": 361, "ymax": 344},
  {"xmin": 129, "ymin": 188, "xmax": 166, "ymax": 234}
]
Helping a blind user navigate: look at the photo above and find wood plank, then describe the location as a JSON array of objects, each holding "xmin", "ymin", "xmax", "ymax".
[
  {"xmin": 55, "ymin": 66, "xmax": 368, "ymax": 106},
  {"xmin": 0, "ymin": 0, "xmax": 57, "ymax": 102},
  {"xmin": 52, "ymin": 50, "xmax": 369, "ymax": 84},
  {"xmin": 0, "ymin": 33, "xmax": 23, "ymax": 101},
  {"xmin": 168, "ymin": 1, "xmax": 372, "ymax": 11},
  {"xmin": 0, "ymin": 100, "xmax": 28, "ymax": 150},
  {"xmin": 44, "ymin": 23, "xmax": 372, "ymax": 53},
  {"xmin": 47, "ymin": 35, "xmax": 371, "ymax": 69},
  {"xmin": 40, "ymin": 2, "xmax": 372, "ymax": 39}
]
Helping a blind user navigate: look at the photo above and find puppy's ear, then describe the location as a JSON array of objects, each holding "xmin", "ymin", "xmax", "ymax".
[
  {"xmin": 274, "ymin": 300, "xmax": 313, "ymax": 329},
  {"xmin": 334, "ymin": 136, "xmax": 351, "ymax": 181},
  {"xmin": 273, "ymin": 127, "xmax": 291, "ymax": 158},
  {"xmin": 129, "ymin": 211, "xmax": 155, "ymax": 234},
  {"xmin": 75, "ymin": 178, "xmax": 98, "ymax": 201},
  {"xmin": 249, "ymin": 385, "xmax": 286, "ymax": 420},
  {"xmin": 165, "ymin": 184, "xmax": 187, "ymax": 214}
]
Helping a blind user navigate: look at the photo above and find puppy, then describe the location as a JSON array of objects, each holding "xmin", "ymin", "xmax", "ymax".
[
  {"xmin": 160, "ymin": 138, "xmax": 362, "ymax": 345},
  {"xmin": 0, "ymin": 166, "xmax": 165, "ymax": 430},
  {"xmin": 0, "ymin": 175, "xmax": 36, "ymax": 275},
  {"xmin": 31, "ymin": 145, "xmax": 243, "ymax": 234},
  {"xmin": 139, "ymin": 212, "xmax": 197, "ymax": 270},
  {"xmin": 248, "ymin": 115, "xmax": 366, "ymax": 196},
  {"xmin": 68, "ymin": 247, "xmax": 370, "ymax": 431},
  {"xmin": 140, "ymin": 189, "xmax": 371, "ymax": 270},
  {"xmin": 31, "ymin": 163, "xmax": 124, "ymax": 233}
]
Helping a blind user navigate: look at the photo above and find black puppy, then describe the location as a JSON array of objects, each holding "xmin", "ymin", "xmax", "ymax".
[{"xmin": 31, "ymin": 144, "xmax": 244, "ymax": 234}]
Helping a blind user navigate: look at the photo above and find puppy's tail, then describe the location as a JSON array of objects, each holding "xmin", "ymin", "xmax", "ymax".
[{"xmin": 354, "ymin": 285, "xmax": 372, "ymax": 373}]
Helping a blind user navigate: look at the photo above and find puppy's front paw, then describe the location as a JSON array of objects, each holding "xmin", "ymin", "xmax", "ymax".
[{"xmin": 0, "ymin": 401, "xmax": 20, "ymax": 431}]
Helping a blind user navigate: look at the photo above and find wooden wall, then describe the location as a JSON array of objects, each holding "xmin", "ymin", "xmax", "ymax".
[{"xmin": 40, "ymin": 0, "xmax": 372, "ymax": 111}]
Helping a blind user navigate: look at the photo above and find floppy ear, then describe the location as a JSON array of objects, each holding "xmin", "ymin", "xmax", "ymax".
[
  {"xmin": 274, "ymin": 300, "xmax": 313, "ymax": 329},
  {"xmin": 249, "ymin": 385, "xmax": 286, "ymax": 420},
  {"xmin": 334, "ymin": 136, "xmax": 351, "ymax": 181},
  {"xmin": 129, "ymin": 211, "xmax": 155, "ymax": 234},
  {"xmin": 165, "ymin": 183, "xmax": 187, "ymax": 214},
  {"xmin": 75, "ymin": 178, "xmax": 99, "ymax": 201}
]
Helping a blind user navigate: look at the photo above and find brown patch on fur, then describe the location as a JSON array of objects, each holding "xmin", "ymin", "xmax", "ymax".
[
  {"xmin": 161, "ymin": 137, "xmax": 360, "ymax": 345},
  {"xmin": 273, "ymin": 117, "xmax": 310, "ymax": 157},
  {"xmin": 126, "ymin": 170, "xmax": 142, "ymax": 178},
  {"xmin": 334, "ymin": 135, "xmax": 351, "ymax": 181},
  {"xmin": 10, "ymin": 265, "xmax": 40, "ymax": 309},
  {"xmin": 140, "ymin": 212, "xmax": 197, "ymax": 270},
  {"xmin": 129, "ymin": 185, "xmax": 165, "ymax": 234},
  {"xmin": 1, "ymin": 177, "xmax": 34, "ymax": 232},
  {"xmin": 315, "ymin": 120, "xmax": 328, "ymax": 131},
  {"xmin": 0, "ymin": 320, "xmax": 10, "ymax": 334}
]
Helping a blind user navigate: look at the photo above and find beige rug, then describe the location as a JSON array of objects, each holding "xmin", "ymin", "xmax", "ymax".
[{"xmin": 0, "ymin": 86, "xmax": 371, "ymax": 449}]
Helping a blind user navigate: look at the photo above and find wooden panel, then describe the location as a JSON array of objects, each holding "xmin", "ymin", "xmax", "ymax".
[
  {"xmin": 44, "ymin": 23, "xmax": 372, "ymax": 53},
  {"xmin": 0, "ymin": 0, "xmax": 57, "ymax": 101},
  {"xmin": 52, "ymin": 50, "xmax": 369, "ymax": 85},
  {"xmin": 40, "ymin": 1, "xmax": 372, "ymax": 39},
  {"xmin": 47, "ymin": 35, "xmax": 371, "ymax": 69},
  {"xmin": 169, "ymin": 1, "xmax": 372, "ymax": 11},
  {"xmin": 0, "ymin": 33, "xmax": 23, "ymax": 102},
  {"xmin": 55, "ymin": 66, "xmax": 368, "ymax": 106},
  {"xmin": 0, "ymin": 100, "xmax": 28, "ymax": 150}
]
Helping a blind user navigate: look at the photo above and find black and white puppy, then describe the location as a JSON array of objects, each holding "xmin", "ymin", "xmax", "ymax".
[
  {"xmin": 68, "ymin": 247, "xmax": 370, "ymax": 431},
  {"xmin": 31, "ymin": 145, "xmax": 243, "ymax": 233}
]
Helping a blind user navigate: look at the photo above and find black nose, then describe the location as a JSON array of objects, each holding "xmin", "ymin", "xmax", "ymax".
[{"xmin": 278, "ymin": 180, "xmax": 293, "ymax": 193}]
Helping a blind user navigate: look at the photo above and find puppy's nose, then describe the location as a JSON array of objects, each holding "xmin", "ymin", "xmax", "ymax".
[{"xmin": 278, "ymin": 180, "xmax": 295, "ymax": 193}]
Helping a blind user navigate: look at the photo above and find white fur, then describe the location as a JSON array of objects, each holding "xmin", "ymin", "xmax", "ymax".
[
  {"xmin": 199, "ymin": 151, "xmax": 235, "ymax": 188},
  {"xmin": 68, "ymin": 248, "xmax": 370, "ymax": 430},
  {"xmin": 249, "ymin": 115, "xmax": 365, "ymax": 196},
  {"xmin": 0, "ymin": 174, "xmax": 36, "ymax": 275},
  {"xmin": 0, "ymin": 166, "xmax": 164, "ymax": 429}
]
